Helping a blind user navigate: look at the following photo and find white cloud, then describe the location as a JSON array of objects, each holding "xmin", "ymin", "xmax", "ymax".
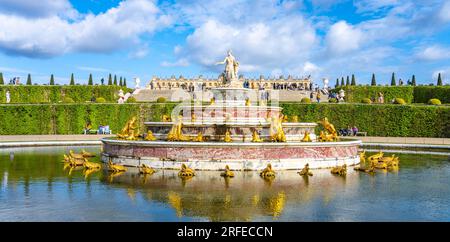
[
  {"xmin": 354, "ymin": 0, "xmax": 400, "ymax": 14},
  {"xmin": 185, "ymin": 17, "xmax": 317, "ymax": 71},
  {"xmin": 161, "ymin": 58, "xmax": 190, "ymax": 67},
  {"xmin": 416, "ymin": 46, "xmax": 450, "ymax": 61},
  {"xmin": 77, "ymin": 66, "xmax": 110, "ymax": 73},
  {"xmin": 439, "ymin": 0, "xmax": 450, "ymax": 22},
  {"xmin": 0, "ymin": 0, "xmax": 172, "ymax": 58},
  {"xmin": 0, "ymin": 0, "xmax": 77, "ymax": 19},
  {"xmin": 325, "ymin": 21, "xmax": 363, "ymax": 55},
  {"xmin": 432, "ymin": 69, "xmax": 449, "ymax": 84}
]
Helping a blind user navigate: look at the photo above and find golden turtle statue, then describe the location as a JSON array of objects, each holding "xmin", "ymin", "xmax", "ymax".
[{"xmin": 331, "ymin": 164, "xmax": 347, "ymax": 176}]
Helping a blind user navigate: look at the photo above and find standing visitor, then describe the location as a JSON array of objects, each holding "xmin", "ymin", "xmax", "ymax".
[
  {"xmin": 6, "ymin": 90, "xmax": 10, "ymax": 103},
  {"xmin": 316, "ymin": 91, "xmax": 321, "ymax": 103}
]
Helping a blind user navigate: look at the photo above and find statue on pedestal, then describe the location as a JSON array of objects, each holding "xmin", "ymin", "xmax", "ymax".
[{"xmin": 215, "ymin": 50, "xmax": 241, "ymax": 88}]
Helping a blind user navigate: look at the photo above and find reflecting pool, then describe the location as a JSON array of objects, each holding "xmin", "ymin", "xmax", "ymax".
[{"xmin": 0, "ymin": 146, "xmax": 449, "ymax": 221}]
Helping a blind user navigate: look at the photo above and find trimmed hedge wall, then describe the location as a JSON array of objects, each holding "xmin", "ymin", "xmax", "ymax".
[
  {"xmin": 333, "ymin": 85, "xmax": 450, "ymax": 104},
  {"xmin": 413, "ymin": 86, "xmax": 450, "ymax": 104},
  {"xmin": 0, "ymin": 103, "xmax": 448, "ymax": 137},
  {"xmin": 281, "ymin": 103, "xmax": 450, "ymax": 138},
  {"xmin": 333, "ymin": 86, "xmax": 414, "ymax": 103},
  {"xmin": 0, "ymin": 85, "xmax": 132, "ymax": 103},
  {"xmin": 0, "ymin": 103, "xmax": 179, "ymax": 135}
]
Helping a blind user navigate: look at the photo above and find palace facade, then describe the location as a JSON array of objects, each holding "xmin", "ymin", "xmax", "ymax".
[{"xmin": 147, "ymin": 75, "xmax": 312, "ymax": 91}]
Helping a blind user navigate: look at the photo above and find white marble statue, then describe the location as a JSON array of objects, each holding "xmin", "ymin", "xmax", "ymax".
[
  {"xmin": 134, "ymin": 77, "xmax": 141, "ymax": 89},
  {"xmin": 339, "ymin": 89, "xmax": 345, "ymax": 102},
  {"xmin": 322, "ymin": 78, "xmax": 329, "ymax": 89},
  {"xmin": 215, "ymin": 50, "xmax": 240, "ymax": 87}
]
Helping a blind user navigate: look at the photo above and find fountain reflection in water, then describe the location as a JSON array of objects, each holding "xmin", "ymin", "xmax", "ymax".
[{"xmin": 1, "ymin": 146, "xmax": 449, "ymax": 221}]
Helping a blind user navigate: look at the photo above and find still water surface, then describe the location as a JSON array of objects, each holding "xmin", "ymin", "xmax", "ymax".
[{"xmin": 0, "ymin": 146, "xmax": 449, "ymax": 221}]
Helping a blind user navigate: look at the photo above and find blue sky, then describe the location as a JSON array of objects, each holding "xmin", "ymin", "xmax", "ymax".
[{"xmin": 0, "ymin": 0, "xmax": 449, "ymax": 86}]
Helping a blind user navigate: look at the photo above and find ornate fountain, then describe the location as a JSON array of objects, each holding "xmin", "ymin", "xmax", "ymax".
[{"xmin": 101, "ymin": 51, "xmax": 361, "ymax": 170}]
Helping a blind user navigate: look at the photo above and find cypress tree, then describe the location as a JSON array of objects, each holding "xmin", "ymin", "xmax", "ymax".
[
  {"xmin": 123, "ymin": 78, "xmax": 127, "ymax": 87},
  {"xmin": 119, "ymin": 76, "xmax": 123, "ymax": 86},
  {"xmin": 390, "ymin": 72, "xmax": 396, "ymax": 86},
  {"xmin": 340, "ymin": 77, "xmax": 345, "ymax": 86},
  {"xmin": 50, "ymin": 74, "xmax": 55, "ymax": 85},
  {"xmin": 437, "ymin": 73, "xmax": 443, "ymax": 86},
  {"xmin": 0, "ymin": 72, "xmax": 4, "ymax": 85},
  {"xmin": 346, "ymin": 76, "xmax": 350, "ymax": 86},
  {"xmin": 88, "ymin": 74, "xmax": 93, "ymax": 85},
  {"xmin": 351, "ymin": 74, "xmax": 356, "ymax": 85},
  {"xmin": 70, "ymin": 73, "xmax": 75, "ymax": 85},
  {"xmin": 26, "ymin": 74, "xmax": 32, "ymax": 85},
  {"xmin": 108, "ymin": 74, "xmax": 112, "ymax": 85},
  {"xmin": 114, "ymin": 75, "xmax": 117, "ymax": 85},
  {"xmin": 411, "ymin": 75, "xmax": 416, "ymax": 86},
  {"xmin": 335, "ymin": 78, "xmax": 339, "ymax": 88},
  {"xmin": 371, "ymin": 73, "xmax": 376, "ymax": 86}
]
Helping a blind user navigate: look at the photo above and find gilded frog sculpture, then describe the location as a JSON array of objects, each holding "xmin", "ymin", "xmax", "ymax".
[{"xmin": 220, "ymin": 165, "xmax": 235, "ymax": 178}]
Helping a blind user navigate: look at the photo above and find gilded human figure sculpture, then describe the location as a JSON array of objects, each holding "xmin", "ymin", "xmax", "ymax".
[
  {"xmin": 167, "ymin": 115, "xmax": 189, "ymax": 141},
  {"xmin": 317, "ymin": 117, "xmax": 338, "ymax": 141},
  {"xmin": 269, "ymin": 115, "xmax": 286, "ymax": 142},
  {"xmin": 117, "ymin": 116, "xmax": 139, "ymax": 140},
  {"xmin": 215, "ymin": 50, "xmax": 240, "ymax": 87}
]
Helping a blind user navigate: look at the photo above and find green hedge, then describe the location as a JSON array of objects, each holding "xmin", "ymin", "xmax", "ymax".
[
  {"xmin": 0, "ymin": 85, "xmax": 132, "ymax": 103},
  {"xmin": 413, "ymin": 86, "xmax": 450, "ymax": 104},
  {"xmin": 281, "ymin": 103, "xmax": 450, "ymax": 138},
  {"xmin": 332, "ymin": 86, "xmax": 414, "ymax": 103},
  {"xmin": 334, "ymin": 85, "xmax": 450, "ymax": 104},
  {"xmin": 1, "ymin": 103, "xmax": 449, "ymax": 137}
]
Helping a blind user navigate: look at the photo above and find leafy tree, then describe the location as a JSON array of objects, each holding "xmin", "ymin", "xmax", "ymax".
[
  {"xmin": 26, "ymin": 74, "xmax": 32, "ymax": 85},
  {"xmin": 371, "ymin": 73, "xmax": 376, "ymax": 86},
  {"xmin": 340, "ymin": 77, "xmax": 345, "ymax": 86},
  {"xmin": 119, "ymin": 76, "xmax": 123, "ymax": 86},
  {"xmin": 412, "ymin": 75, "xmax": 416, "ymax": 86},
  {"xmin": 437, "ymin": 73, "xmax": 443, "ymax": 86},
  {"xmin": 390, "ymin": 72, "xmax": 396, "ymax": 86},
  {"xmin": 351, "ymin": 74, "xmax": 356, "ymax": 85},
  {"xmin": 0, "ymin": 72, "xmax": 4, "ymax": 85},
  {"xmin": 108, "ymin": 74, "xmax": 112, "ymax": 85},
  {"xmin": 114, "ymin": 75, "xmax": 117, "ymax": 85},
  {"xmin": 88, "ymin": 74, "xmax": 93, "ymax": 85},
  {"xmin": 70, "ymin": 73, "xmax": 75, "ymax": 85},
  {"xmin": 346, "ymin": 76, "xmax": 350, "ymax": 86},
  {"xmin": 50, "ymin": 74, "xmax": 55, "ymax": 85}
]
